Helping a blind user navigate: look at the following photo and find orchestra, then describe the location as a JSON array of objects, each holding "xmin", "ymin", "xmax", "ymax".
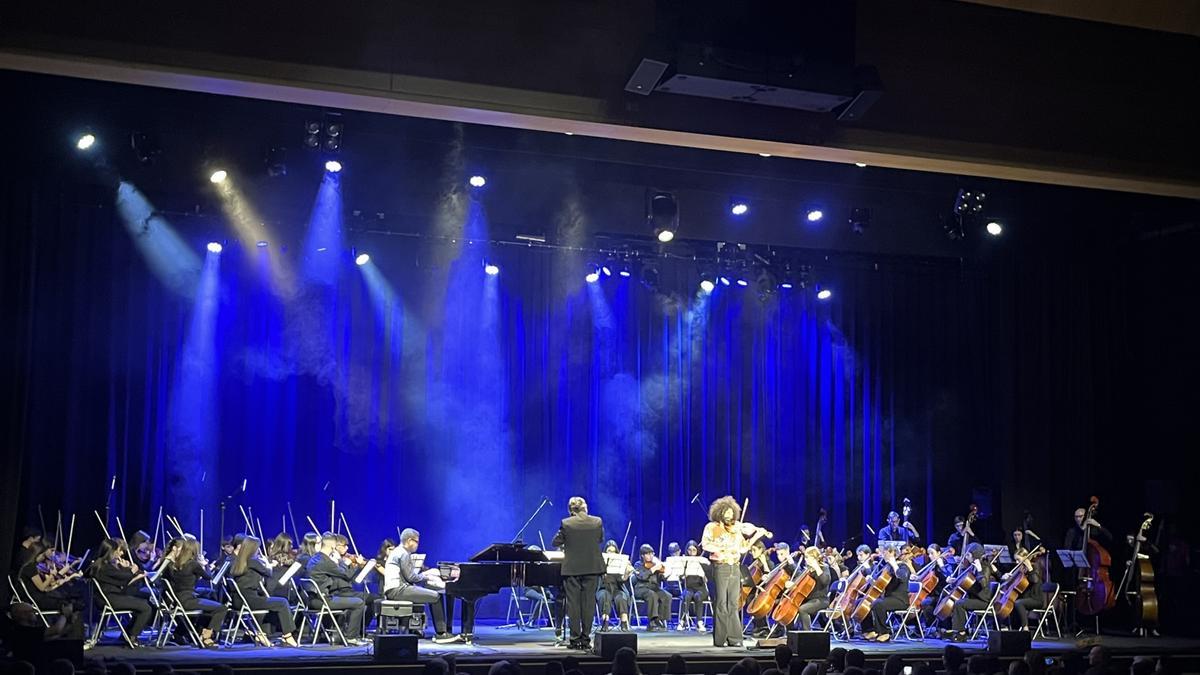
[{"xmin": 6, "ymin": 495, "xmax": 1168, "ymax": 651}]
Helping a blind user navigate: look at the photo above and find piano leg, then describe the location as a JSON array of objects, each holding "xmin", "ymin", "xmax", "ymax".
[{"xmin": 446, "ymin": 595, "xmax": 479, "ymax": 642}]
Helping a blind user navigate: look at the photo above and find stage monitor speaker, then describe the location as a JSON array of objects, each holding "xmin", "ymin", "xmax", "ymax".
[
  {"xmin": 988, "ymin": 630, "xmax": 1031, "ymax": 656},
  {"xmin": 787, "ymin": 631, "xmax": 830, "ymax": 659},
  {"xmin": 374, "ymin": 633, "xmax": 418, "ymax": 663},
  {"xmin": 593, "ymin": 631, "xmax": 637, "ymax": 659}
]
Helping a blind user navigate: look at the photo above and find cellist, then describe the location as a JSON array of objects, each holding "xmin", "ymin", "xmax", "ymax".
[
  {"xmin": 1001, "ymin": 533, "xmax": 1044, "ymax": 631},
  {"xmin": 787, "ymin": 546, "xmax": 831, "ymax": 630},
  {"xmin": 860, "ymin": 544, "xmax": 911, "ymax": 643},
  {"xmin": 947, "ymin": 543, "xmax": 993, "ymax": 642}
]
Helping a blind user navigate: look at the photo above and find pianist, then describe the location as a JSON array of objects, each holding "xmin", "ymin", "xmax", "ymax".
[{"xmin": 384, "ymin": 528, "xmax": 460, "ymax": 644}]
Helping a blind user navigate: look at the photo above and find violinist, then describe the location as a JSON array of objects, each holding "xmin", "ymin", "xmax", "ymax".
[
  {"xmin": 948, "ymin": 542, "xmax": 992, "ymax": 642},
  {"xmin": 877, "ymin": 511, "xmax": 919, "ymax": 545},
  {"xmin": 19, "ymin": 540, "xmax": 83, "ymax": 612},
  {"xmin": 664, "ymin": 541, "xmax": 684, "ymax": 607},
  {"xmin": 266, "ymin": 532, "xmax": 298, "ymax": 600},
  {"xmin": 12, "ymin": 527, "xmax": 43, "ymax": 572},
  {"xmin": 679, "ymin": 540, "xmax": 710, "ymax": 633},
  {"xmin": 332, "ymin": 533, "xmax": 378, "ymax": 630},
  {"xmin": 633, "ymin": 544, "xmax": 673, "ymax": 631},
  {"xmin": 1003, "ymin": 532, "xmax": 1044, "ymax": 631},
  {"xmin": 368, "ymin": 539, "xmax": 396, "ymax": 596},
  {"xmin": 701, "ymin": 495, "xmax": 770, "ymax": 648},
  {"xmin": 129, "ymin": 530, "xmax": 158, "ymax": 571},
  {"xmin": 788, "ymin": 546, "xmax": 831, "ymax": 631},
  {"xmin": 1064, "ymin": 508, "xmax": 1111, "ymax": 550},
  {"xmin": 161, "ymin": 534, "xmax": 227, "ymax": 648},
  {"xmin": 86, "ymin": 538, "xmax": 154, "ymax": 646},
  {"xmin": 597, "ymin": 540, "xmax": 633, "ymax": 631},
  {"xmin": 295, "ymin": 532, "xmax": 320, "ymax": 574},
  {"xmin": 231, "ymin": 535, "xmax": 300, "ymax": 647},
  {"xmin": 861, "ymin": 543, "xmax": 911, "ymax": 643},
  {"xmin": 307, "ymin": 532, "xmax": 369, "ymax": 642}
]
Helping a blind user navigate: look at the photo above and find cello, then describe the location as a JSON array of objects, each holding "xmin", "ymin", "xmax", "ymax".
[
  {"xmin": 934, "ymin": 547, "xmax": 1002, "ymax": 620},
  {"xmin": 851, "ymin": 546, "xmax": 923, "ymax": 622},
  {"xmin": 991, "ymin": 545, "xmax": 1046, "ymax": 620},
  {"xmin": 1075, "ymin": 496, "xmax": 1116, "ymax": 616},
  {"xmin": 746, "ymin": 548, "xmax": 800, "ymax": 619},
  {"xmin": 771, "ymin": 516, "xmax": 828, "ymax": 625},
  {"xmin": 908, "ymin": 546, "xmax": 954, "ymax": 608}
]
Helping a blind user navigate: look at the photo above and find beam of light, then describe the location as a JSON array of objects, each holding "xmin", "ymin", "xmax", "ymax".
[
  {"xmin": 301, "ymin": 171, "xmax": 345, "ymax": 286},
  {"xmin": 164, "ymin": 248, "xmax": 221, "ymax": 532},
  {"xmin": 730, "ymin": 202, "xmax": 749, "ymax": 216},
  {"xmin": 114, "ymin": 182, "xmax": 202, "ymax": 298},
  {"xmin": 76, "ymin": 133, "xmax": 96, "ymax": 150},
  {"xmin": 213, "ymin": 176, "xmax": 295, "ymax": 298},
  {"xmin": 207, "ymin": 241, "xmax": 223, "ymax": 254},
  {"xmin": 325, "ymin": 159, "xmax": 343, "ymax": 173},
  {"xmin": 586, "ymin": 270, "xmax": 600, "ymax": 284},
  {"xmin": 355, "ymin": 253, "xmax": 370, "ymax": 266},
  {"xmin": 700, "ymin": 279, "xmax": 715, "ymax": 293},
  {"xmin": 209, "ymin": 169, "xmax": 227, "ymax": 184},
  {"xmin": 484, "ymin": 262, "xmax": 500, "ymax": 276}
]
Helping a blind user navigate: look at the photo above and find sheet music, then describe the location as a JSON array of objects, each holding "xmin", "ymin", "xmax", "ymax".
[
  {"xmin": 542, "ymin": 550, "xmax": 564, "ymax": 561},
  {"xmin": 277, "ymin": 561, "xmax": 303, "ymax": 587},
  {"xmin": 603, "ymin": 552, "xmax": 631, "ymax": 575},
  {"xmin": 681, "ymin": 555, "xmax": 709, "ymax": 578},
  {"xmin": 412, "ymin": 553, "xmax": 426, "ymax": 570},
  {"xmin": 354, "ymin": 560, "xmax": 374, "ymax": 585}
]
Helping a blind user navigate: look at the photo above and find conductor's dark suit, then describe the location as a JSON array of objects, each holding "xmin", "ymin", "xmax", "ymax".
[{"xmin": 552, "ymin": 513, "xmax": 605, "ymax": 642}]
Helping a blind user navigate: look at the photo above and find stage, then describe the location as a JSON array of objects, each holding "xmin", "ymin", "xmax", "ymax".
[{"xmin": 81, "ymin": 621, "xmax": 1200, "ymax": 673}]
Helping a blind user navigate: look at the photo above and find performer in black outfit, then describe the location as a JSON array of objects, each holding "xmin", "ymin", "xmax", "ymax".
[
  {"xmin": 1064, "ymin": 508, "xmax": 1111, "ymax": 550},
  {"xmin": 86, "ymin": 538, "xmax": 154, "ymax": 647},
  {"xmin": 162, "ymin": 534, "xmax": 228, "ymax": 648},
  {"xmin": 791, "ymin": 546, "xmax": 831, "ymax": 631},
  {"xmin": 232, "ymin": 536, "xmax": 300, "ymax": 647},
  {"xmin": 949, "ymin": 543, "xmax": 993, "ymax": 641},
  {"xmin": 947, "ymin": 516, "xmax": 971, "ymax": 554},
  {"xmin": 680, "ymin": 540, "xmax": 710, "ymax": 632},
  {"xmin": 863, "ymin": 543, "xmax": 912, "ymax": 642},
  {"xmin": 597, "ymin": 540, "xmax": 632, "ymax": 631},
  {"xmin": 306, "ymin": 533, "xmax": 367, "ymax": 643},
  {"xmin": 877, "ymin": 511, "xmax": 919, "ymax": 545},
  {"xmin": 551, "ymin": 496, "xmax": 604, "ymax": 651},
  {"xmin": 633, "ymin": 544, "xmax": 673, "ymax": 631}
]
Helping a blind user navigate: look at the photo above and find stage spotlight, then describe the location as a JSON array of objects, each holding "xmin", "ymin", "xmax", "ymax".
[
  {"xmin": 325, "ymin": 159, "xmax": 343, "ymax": 173},
  {"xmin": 730, "ymin": 200, "xmax": 750, "ymax": 216},
  {"xmin": 849, "ymin": 207, "xmax": 871, "ymax": 234},
  {"xmin": 640, "ymin": 262, "xmax": 660, "ymax": 291},
  {"xmin": 647, "ymin": 190, "xmax": 678, "ymax": 243},
  {"xmin": 303, "ymin": 121, "xmax": 321, "ymax": 149},
  {"xmin": 130, "ymin": 132, "xmax": 162, "ymax": 164},
  {"xmin": 986, "ymin": 221, "xmax": 1003, "ymax": 236},
  {"xmin": 735, "ymin": 278, "xmax": 749, "ymax": 287},
  {"xmin": 207, "ymin": 241, "xmax": 223, "ymax": 254},
  {"xmin": 855, "ymin": 162, "xmax": 867, "ymax": 168},
  {"xmin": 719, "ymin": 275, "xmax": 731, "ymax": 286},
  {"xmin": 469, "ymin": 175, "xmax": 487, "ymax": 188},
  {"xmin": 355, "ymin": 253, "xmax": 370, "ymax": 266},
  {"xmin": 780, "ymin": 281, "xmax": 794, "ymax": 289},
  {"xmin": 75, "ymin": 133, "xmax": 96, "ymax": 150},
  {"xmin": 484, "ymin": 262, "xmax": 500, "ymax": 276},
  {"xmin": 600, "ymin": 260, "xmax": 613, "ymax": 277},
  {"xmin": 618, "ymin": 261, "xmax": 632, "ymax": 278},
  {"xmin": 700, "ymin": 279, "xmax": 715, "ymax": 293},
  {"xmin": 209, "ymin": 170, "xmax": 228, "ymax": 184},
  {"xmin": 256, "ymin": 241, "xmax": 269, "ymax": 248},
  {"xmin": 264, "ymin": 146, "xmax": 288, "ymax": 177},
  {"xmin": 586, "ymin": 270, "xmax": 600, "ymax": 284},
  {"xmin": 817, "ymin": 286, "xmax": 832, "ymax": 301},
  {"xmin": 806, "ymin": 208, "xmax": 824, "ymax": 223}
]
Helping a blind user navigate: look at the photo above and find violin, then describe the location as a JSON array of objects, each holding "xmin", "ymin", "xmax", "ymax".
[
  {"xmin": 642, "ymin": 556, "xmax": 667, "ymax": 573},
  {"xmin": 1076, "ymin": 496, "xmax": 1115, "ymax": 616}
]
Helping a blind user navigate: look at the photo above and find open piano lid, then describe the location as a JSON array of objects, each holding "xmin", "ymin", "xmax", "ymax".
[{"xmin": 469, "ymin": 542, "xmax": 551, "ymax": 562}]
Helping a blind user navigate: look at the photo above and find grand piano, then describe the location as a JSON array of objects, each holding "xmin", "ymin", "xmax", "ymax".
[{"xmin": 439, "ymin": 542, "xmax": 562, "ymax": 641}]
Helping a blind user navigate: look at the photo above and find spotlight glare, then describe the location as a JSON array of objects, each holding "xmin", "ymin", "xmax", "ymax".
[
  {"xmin": 806, "ymin": 209, "xmax": 824, "ymax": 223},
  {"xmin": 601, "ymin": 265, "xmax": 612, "ymax": 277},
  {"xmin": 355, "ymin": 253, "xmax": 370, "ymax": 266},
  {"xmin": 469, "ymin": 175, "xmax": 487, "ymax": 188},
  {"xmin": 700, "ymin": 279, "xmax": 715, "ymax": 293},
  {"xmin": 986, "ymin": 221, "xmax": 1003, "ymax": 236},
  {"xmin": 586, "ymin": 271, "xmax": 600, "ymax": 284},
  {"xmin": 780, "ymin": 282, "xmax": 794, "ymax": 289},
  {"xmin": 256, "ymin": 240, "xmax": 268, "ymax": 248},
  {"xmin": 76, "ymin": 133, "xmax": 96, "ymax": 150},
  {"xmin": 209, "ymin": 170, "xmax": 228, "ymax": 184},
  {"xmin": 854, "ymin": 162, "xmax": 867, "ymax": 168},
  {"xmin": 325, "ymin": 160, "xmax": 343, "ymax": 173},
  {"xmin": 484, "ymin": 262, "xmax": 500, "ymax": 276},
  {"xmin": 736, "ymin": 278, "xmax": 749, "ymax": 287},
  {"xmin": 817, "ymin": 288, "xmax": 833, "ymax": 300},
  {"xmin": 206, "ymin": 241, "xmax": 223, "ymax": 254},
  {"xmin": 730, "ymin": 202, "xmax": 749, "ymax": 216},
  {"xmin": 656, "ymin": 229, "xmax": 675, "ymax": 243},
  {"xmin": 719, "ymin": 276, "xmax": 731, "ymax": 286},
  {"xmin": 619, "ymin": 268, "xmax": 632, "ymax": 278}
]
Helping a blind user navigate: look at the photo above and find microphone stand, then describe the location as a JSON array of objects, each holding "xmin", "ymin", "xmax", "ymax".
[{"xmin": 512, "ymin": 496, "xmax": 552, "ymax": 544}]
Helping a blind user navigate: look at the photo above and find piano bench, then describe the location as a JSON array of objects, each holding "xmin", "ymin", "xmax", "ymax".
[
  {"xmin": 378, "ymin": 600, "xmax": 425, "ymax": 635},
  {"xmin": 379, "ymin": 600, "xmax": 416, "ymax": 617}
]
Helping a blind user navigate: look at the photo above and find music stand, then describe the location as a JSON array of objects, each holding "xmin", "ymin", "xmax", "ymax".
[
  {"xmin": 664, "ymin": 556, "xmax": 686, "ymax": 581},
  {"xmin": 1056, "ymin": 550, "xmax": 1087, "ymax": 569},
  {"xmin": 604, "ymin": 554, "xmax": 631, "ymax": 575},
  {"xmin": 984, "ymin": 545, "xmax": 1012, "ymax": 565}
]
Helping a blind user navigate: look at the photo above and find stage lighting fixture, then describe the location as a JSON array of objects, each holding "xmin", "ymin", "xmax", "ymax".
[
  {"xmin": 75, "ymin": 133, "xmax": 96, "ymax": 150},
  {"xmin": 325, "ymin": 159, "xmax": 343, "ymax": 173},
  {"xmin": 647, "ymin": 190, "xmax": 678, "ymax": 243},
  {"xmin": 130, "ymin": 132, "xmax": 162, "ymax": 164},
  {"xmin": 849, "ymin": 207, "xmax": 871, "ymax": 234},
  {"xmin": 779, "ymin": 281, "xmax": 794, "ymax": 289},
  {"xmin": 730, "ymin": 200, "xmax": 750, "ymax": 216},
  {"xmin": 719, "ymin": 275, "xmax": 731, "ymax": 286},
  {"xmin": 303, "ymin": 121, "xmax": 321, "ymax": 149},
  {"xmin": 640, "ymin": 262, "xmax": 660, "ymax": 291},
  {"xmin": 618, "ymin": 262, "xmax": 632, "ymax": 278},
  {"xmin": 855, "ymin": 162, "xmax": 868, "ymax": 168},
  {"xmin": 256, "ymin": 241, "xmax": 269, "ymax": 248},
  {"xmin": 954, "ymin": 188, "xmax": 986, "ymax": 216},
  {"xmin": 986, "ymin": 221, "xmax": 1003, "ymax": 236},
  {"xmin": 484, "ymin": 262, "xmax": 500, "ymax": 276},
  {"xmin": 207, "ymin": 242, "xmax": 223, "ymax": 254},
  {"xmin": 600, "ymin": 259, "xmax": 614, "ymax": 277},
  {"xmin": 209, "ymin": 170, "xmax": 228, "ymax": 184},
  {"xmin": 817, "ymin": 286, "xmax": 832, "ymax": 301},
  {"xmin": 736, "ymin": 278, "xmax": 749, "ymax": 287},
  {"xmin": 586, "ymin": 270, "xmax": 600, "ymax": 284},
  {"xmin": 264, "ymin": 146, "xmax": 288, "ymax": 177},
  {"xmin": 355, "ymin": 253, "xmax": 370, "ymax": 266},
  {"xmin": 469, "ymin": 175, "xmax": 487, "ymax": 188},
  {"xmin": 806, "ymin": 208, "xmax": 824, "ymax": 223},
  {"xmin": 700, "ymin": 279, "xmax": 715, "ymax": 293}
]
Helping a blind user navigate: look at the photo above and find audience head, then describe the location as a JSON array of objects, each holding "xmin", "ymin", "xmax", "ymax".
[
  {"xmin": 665, "ymin": 654, "xmax": 688, "ymax": 675},
  {"xmin": 1008, "ymin": 661, "xmax": 1031, "ymax": 675},
  {"xmin": 883, "ymin": 655, "xmax": 905, "ymax": 675},
  {"xmin": 544, "ymin": 660, "xmax": 564, "ymax": 675},
  {"xmin": 967, "ymin": 655, "xmax": 989, "ymax": 675},
  {"xmin": 801, "ymin": 663, "xmax": 826, "ymax": 675},
  {"xmin": 487, "ymin": 661, "xmax": 520, "ymax": 675},
  {"xmin": 612, "ymin": 647, "xmax": 639, "ymax": 675},
  {"xmin": 1088, "ymin": 646, "xmax": 1111, "ymax": 668},
  {"xmin": 48, "ymin": 659, "xmax": 76, "ymax": 675},
  {"xmin": 424, "ymin": 658, "xmax": 450, "ymax": 675},
  {"xmin": 738, "ymin": 657, "xmax": 761, "ymax": 675},
  {"xmin": 943, "ymin": 645, "xmax": 966, "ymax": 673},
  {"xmin": 828, "ymin": 647, "xmax": 848, "ymax": 672},
  {"xmin": 775, "ymin": 644, "xmax": 794, "ymax": 670},
  {"xmin": 846, "ymin": 650, "xmax": 866, "ymax": 669},
  {"xmin": 1023, "ymin": 651, "xmax": 1047, "ymax": 675}
]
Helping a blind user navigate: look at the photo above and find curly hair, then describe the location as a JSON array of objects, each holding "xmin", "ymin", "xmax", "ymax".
[{"xmin": 708, "ymin": 495, "xmax": 742, "ymax": 523}]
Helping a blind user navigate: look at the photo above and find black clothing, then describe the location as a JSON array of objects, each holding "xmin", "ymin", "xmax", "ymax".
[
  {"xmin": 552, "ymin": 513, "xmax": 605, "ymax": 640},
  {"xmin": 306, "ymin": 553, "xmax": 355, "ymax": 596},
  {"xmin": 90, "ymin": 561, "xmax": 153, "ymax": 641},
  {"xmin": 682, "ymin": 573, "xmax": 709, "ymax": 620},
  {"xmin": 163, "ymin": 560, "xmax": 228, "ymax": 634},
  {"xmin": 1064, "ymin": 525, "xmax": 1111, "ymax": 551},
  {"xmin": 947, "ymin": 532, "xmax": 966, "ymax": 554},
  {"xmin": 232, "ymin": 558, "xmax": 297, "ymax": 635},
  {"xmin": 877, "ymin": 525, "xmax": 917, "ymax": 545},
  {"xmin": 598, "ymin": 574, "xmax": 631, "ymax": 618}
]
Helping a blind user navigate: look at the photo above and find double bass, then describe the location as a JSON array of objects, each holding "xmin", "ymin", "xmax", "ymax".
[
  {"xmin": 1122, "ymin": 513, "xmax": 1157, "ymax": 631},
  {"xmin": 1076, "ymin": 496, "xmax": 1116, "ymax": 616}
]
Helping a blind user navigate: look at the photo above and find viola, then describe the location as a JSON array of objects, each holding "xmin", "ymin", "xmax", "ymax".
[
  {"xmin": 851, "ymin": 547, "xmax": 923, "ymax": 622},
  {"xmin": 1076, "ymin": 496, "xmax": 1116, "ymax": 616},
  {"xmin": 991, "ymin": 546, "xmax": 1046, "ymax": 620}
]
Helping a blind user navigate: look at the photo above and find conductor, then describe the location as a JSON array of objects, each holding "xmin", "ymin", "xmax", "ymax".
[{"xmin": 552, "ymin": 496, "xmax": 605, "ymax": 651}]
